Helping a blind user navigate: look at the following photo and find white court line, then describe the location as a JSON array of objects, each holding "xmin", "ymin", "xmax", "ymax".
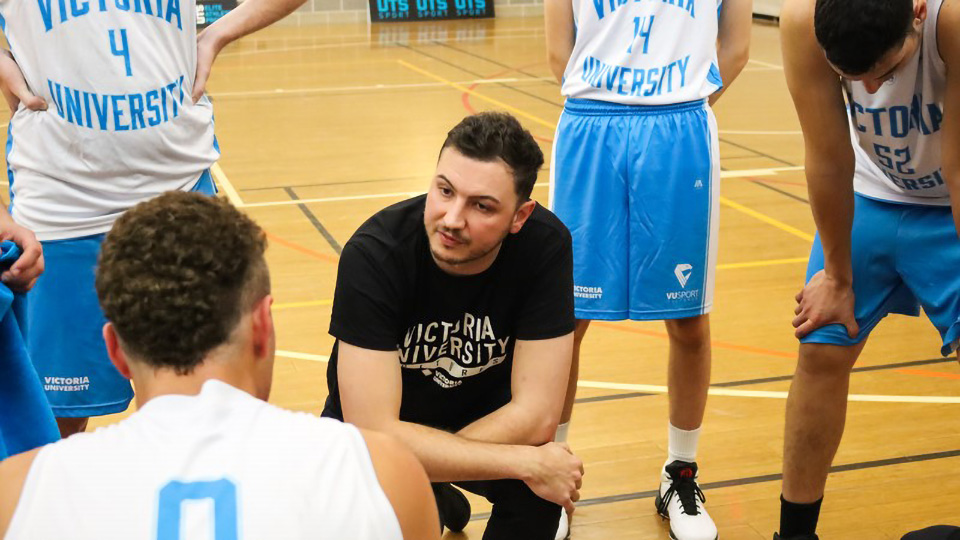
[
  {"xmin": 577, "ymin": 380, "xmax": 960, "ymax": 404},
  {"xmin": 277, "ymin": 350, "xmax": 330, "ymax": 362},
  {"xmin": 273, "ymin": 351, "xmax": 960, "ymax": 404},
  {"xmin": 209, "ymin": 77, "xmax": 554, "ymax": 99},
  {"xmin": 747, "ymin": 58, "xmax": 783, "ymax": 69},
  {"xmin": 720, "ymin": 130, "xmax": 802, "ymax": 135},
  {"xmin": 211, "ymin": 163, "xmax": 244, "ymax": 206},
  {"xmin": 719, "ymin": 166, "xmax": 805, "ymax": 178},
  {"xmin": 220, "ymin": 31, "xmax": 548, "ymax": 57},
  {"xmin": 240, "ymin": 165, "xmax": 809, "ymax": 208}
]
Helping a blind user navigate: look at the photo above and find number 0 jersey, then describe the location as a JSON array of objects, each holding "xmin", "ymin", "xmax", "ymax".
[
  {"xmin": 5, "ymin": 380, "xmax": 403, "ymax": 540},
  {"xmin": 0, "ymin": 0, "xmax": 219, "ymax": 240},
  {"xmin": 844, "ymin": 0, "xmax": 947, "ymax": 206},
  {"xmin": 561, "ymin": 0, "xmax": 723, "ymax": 105}
]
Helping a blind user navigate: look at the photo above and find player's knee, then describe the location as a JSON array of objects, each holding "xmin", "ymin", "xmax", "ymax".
[
  {"xmin": 664, "ymin": 314, "xmax": 710, "ymax": 351},
  {"xmin": 796, "ymin": 344, "xmax": 858, "ymax": 377}
]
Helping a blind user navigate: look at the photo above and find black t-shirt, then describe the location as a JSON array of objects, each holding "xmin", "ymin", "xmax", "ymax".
[{"xmin": 321, "ymin": 195, "xmax": 575, "ymax": 432}]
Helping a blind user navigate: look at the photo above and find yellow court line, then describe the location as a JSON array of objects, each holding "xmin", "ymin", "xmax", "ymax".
[
  {"xmin": 720, "ymin": 196, "xmax": 815, "ymax": 243},
  {"xmin": 396, "ymin": 59, "xmax": 558, "ymax": 130},
  {"xmin": 211, "ymin": 163, "xmax": 244, "ymax": 207},
  {"xmin": 717, "ymin": 257, "xmax": 807, "ymax": 270},
  {"xmin": 274, "ymin": 299, "xmax": 333, "ymax": 310},
  {"xmin": 240, "ymin": 190, "xmax": 423, "ymax": 209}
]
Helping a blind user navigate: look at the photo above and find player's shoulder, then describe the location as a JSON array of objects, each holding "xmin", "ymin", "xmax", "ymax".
[
  {"xmin": 779, "ymin": 0, "xmax": 815, "ymax": 38},
  {"xmin": 937, "ymin": 0, "xmax": 960, "ymax": 60}
]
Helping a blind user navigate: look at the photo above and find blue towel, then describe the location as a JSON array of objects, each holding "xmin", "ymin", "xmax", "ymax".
[{"xmin": 0, "ymin": 240, "xmax": 59, "ymax": 460}]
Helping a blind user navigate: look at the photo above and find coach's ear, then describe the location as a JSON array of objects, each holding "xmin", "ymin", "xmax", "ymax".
[
  {"xmin": 103, "ymin": 322, "xmax": 132, "ymax": 380},
  {"xmin": 510, "ymin": 199, "xmax": 537, "ymax": 234}
]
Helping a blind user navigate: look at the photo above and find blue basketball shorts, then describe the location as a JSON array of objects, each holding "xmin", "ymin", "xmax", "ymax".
[
  {"xmin": 550, "ymin": 98, "xmax": 720, "ymax": 321},
  {"xmin": 27, "ymin": 171, "xmax": 218, "ymax": 417},
  {"xmin": 801, "ymin": 194, "xmax": 960, "ymax": 356}
]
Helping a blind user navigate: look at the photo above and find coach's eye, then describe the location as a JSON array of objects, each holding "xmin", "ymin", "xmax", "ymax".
[{"xmin": 439, "ymin": 186, "xmax": 453, "ymax": 197}]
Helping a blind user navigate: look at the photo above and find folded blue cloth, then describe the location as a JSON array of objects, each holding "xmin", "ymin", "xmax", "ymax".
[{"xmin": 0, "ymin": 240, "xmax": 59, "ymax": 459}]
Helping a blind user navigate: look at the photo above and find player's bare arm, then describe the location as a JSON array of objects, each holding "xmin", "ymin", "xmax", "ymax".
[
  {"xmin": 781, "ymin": 0, "xmax": 859, "ymax": 339},
  {"xmin": 361, "ymin": 429, "xmax": 441, "ymax": 540},
  {"xmin": 338, "ymin": 340, "xmax": 583, "ymax": 512},
  {"xmin": 710, "ymin": 0, "xmax": 752, "ymax": 105},
  {"xmin": 544, "ymin": 0, "xmax": 575, "ymax": 84},
  {"xmin": 938, "ymin": 0, "xmax": 960, "ymax": 236},
  {"xmin": 0, "ymin": 449, "xmax": 40, "ymax": 537},
  {"xmin": 457, "ymin": 333, "xmax": 573, "ymax": 445},
  {"xmin": 192, "ymin": 0, "xmax": 308, "ymax": 100},
  {"xmin": 0, "ymin": 206, "xmax": 44, "ymax": 292},
  {"xmin": 0, "ymin": 49, "xmax": 46, "ymax": 114}
]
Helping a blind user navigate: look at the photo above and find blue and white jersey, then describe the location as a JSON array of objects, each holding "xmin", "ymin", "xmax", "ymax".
[
  {"xmin": 5, "ymin": 380, "xmax": 403, "ymax": 540},
  {"xmin": 845, "ymin": 0, "xmax": 946, "ymax": 206},
  {"xmin": 561, "ymin": 0, "xmax": 723, "ymax": 105},
  {"xmin": 0, "ymin": 0, "xmax": 220, "ymax": 240}
]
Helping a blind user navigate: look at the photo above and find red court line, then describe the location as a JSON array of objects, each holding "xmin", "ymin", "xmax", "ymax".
[
  {"xmin": 266, "ymin": 232, "xmax": 339, "ymax": 265},
  {"xmin": 593, "ymin": 321, "xmax": 795, "ymax": 359},
  {"xmin": 894, "ymin": 368, "xmax": 960, "ymax": 381},
  {"xmin": 460, "ymin": 63, "xmax": 556, "ymax": 144}
]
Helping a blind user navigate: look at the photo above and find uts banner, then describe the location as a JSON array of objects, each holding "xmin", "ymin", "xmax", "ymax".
[
  {"xmin": 369, "ymin": 0, "xmax": 493, "ymax": 22},
  {"xmin": 197, "ymin": 0, "xmax": 237, "ymax": 27}
]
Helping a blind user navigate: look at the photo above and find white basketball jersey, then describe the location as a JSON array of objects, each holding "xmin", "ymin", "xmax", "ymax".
[
  {"xmin": 5, "ymin": 380, "xmax": 403, "ymax": 540},
  {"xmin": 844, "ymin": 0, "xmax": 947, "ymax": 206},
  {"xmin": 561, "ymin": 0, "xmax": 723, "ymax": 105},
  {"xmin": 0, "ymin": 0, "xmax": 220, "ymax": 241}
]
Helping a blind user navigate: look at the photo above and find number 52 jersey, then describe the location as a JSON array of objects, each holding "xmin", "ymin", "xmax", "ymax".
[{"xmin": 0, "ymin": 0, "xmax": 219, "ymax": 241}]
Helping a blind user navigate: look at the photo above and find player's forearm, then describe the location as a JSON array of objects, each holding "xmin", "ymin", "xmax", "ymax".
[
  {"xmin": 943, "ymin": 163, "xmax": 960, "ymax": 237},
  {"xmin": 202, "ymin": 0, "xmax": 306, "ymax": 49},
  {"xmin": 457, "ymin": 401, "xmax": 556, "ymax": 446},
  {"xmin": 806, "ymin": 161, "xmax": 855, "ymax": 283},
  {"xmin": 709, "ymin": 39, "xmax": 749, "ymax": 105},
  {"xmin": 378, "ymin": 419, "xmax": 536, "ymax": 483}
]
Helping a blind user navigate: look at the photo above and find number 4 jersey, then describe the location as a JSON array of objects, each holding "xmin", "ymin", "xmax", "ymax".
[
  {"xmin": 844, "ymin": 0, "xmax": 948, "ymax": 206},
  {"xmin": 5, "ymin": 380, "xmax": 403, "ymax": 540},
  {"xmin": 0, "ymin": 0, "xmax": 219, "ymax": 240},
  {"xmin": 560, "ymin": 0, "xmax": 722, "ymax": 105}
]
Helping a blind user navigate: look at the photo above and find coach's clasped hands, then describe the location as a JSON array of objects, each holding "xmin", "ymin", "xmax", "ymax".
[{"xmin": 521, "ymin": 441, "xmax": 584, "ymax": 514}]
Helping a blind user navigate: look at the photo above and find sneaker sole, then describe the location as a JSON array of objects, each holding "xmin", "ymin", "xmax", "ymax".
[{"xmin": 653, "ymin": 493, "xmax": 718, "ymax": 540}]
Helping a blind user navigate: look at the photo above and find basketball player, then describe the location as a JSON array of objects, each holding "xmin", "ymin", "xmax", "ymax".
[
  {"xmin": 0, "ymin": 192, "xmax": 439, "ymax": 540},
  {"xmin": 544, "ymin": 0, "xmax": 751, "ymax": 538},
  {"xmin": 322, "ymin": 112, "xmax": 584, "ymax": 540},
  {"xmin": 778, "ymin": 0, "xmax": 960, "ymax": 538},
  {"xmin": 0, "ymin": 0, "xmax": 306, "ymax": 438}
]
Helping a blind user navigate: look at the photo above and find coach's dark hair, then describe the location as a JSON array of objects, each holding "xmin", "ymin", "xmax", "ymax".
[
  {"xmin": 814, "ymin": 0, "xmax": 914, "ymax": 76},
  {"xmin": 441, "ymin": 112, "xmax": 544, "ymax": 202},
  {"xmin": 96, "ymin": 192, "xmax": 269, "ymax": 375}
]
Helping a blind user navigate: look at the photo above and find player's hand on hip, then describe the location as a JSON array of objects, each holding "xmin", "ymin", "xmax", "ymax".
[
  {"xmin": 522, "ymin": 442, "xmax": 584, "ymax": 514},
  {"xmin": 793, "ymin": 269, "xmax": 858, "ymax": 339},
  {"xmin": 0, "ymin": 49, "xmax": 47, "ymax": 115},
  {"xmin": 0, "ymin": 218, "xmax": 44, "ymax": 292},
  {"xmin": 193, "ymin": 27, "xmax": 228, "ymax": 103}
]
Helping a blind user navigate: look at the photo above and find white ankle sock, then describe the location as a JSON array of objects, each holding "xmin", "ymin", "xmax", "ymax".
[
  {"xmin": 554, "ymin": 422, "xmax": 569, "ymax": 443},
  {"xmin": 666, "ymin": 423, "xmax": 701, "ymax": 465}
]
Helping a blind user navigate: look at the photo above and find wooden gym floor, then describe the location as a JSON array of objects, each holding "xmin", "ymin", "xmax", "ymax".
[{"xmin": 46, "ymin": 16, "xmax": 960, "ymax": 539}]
